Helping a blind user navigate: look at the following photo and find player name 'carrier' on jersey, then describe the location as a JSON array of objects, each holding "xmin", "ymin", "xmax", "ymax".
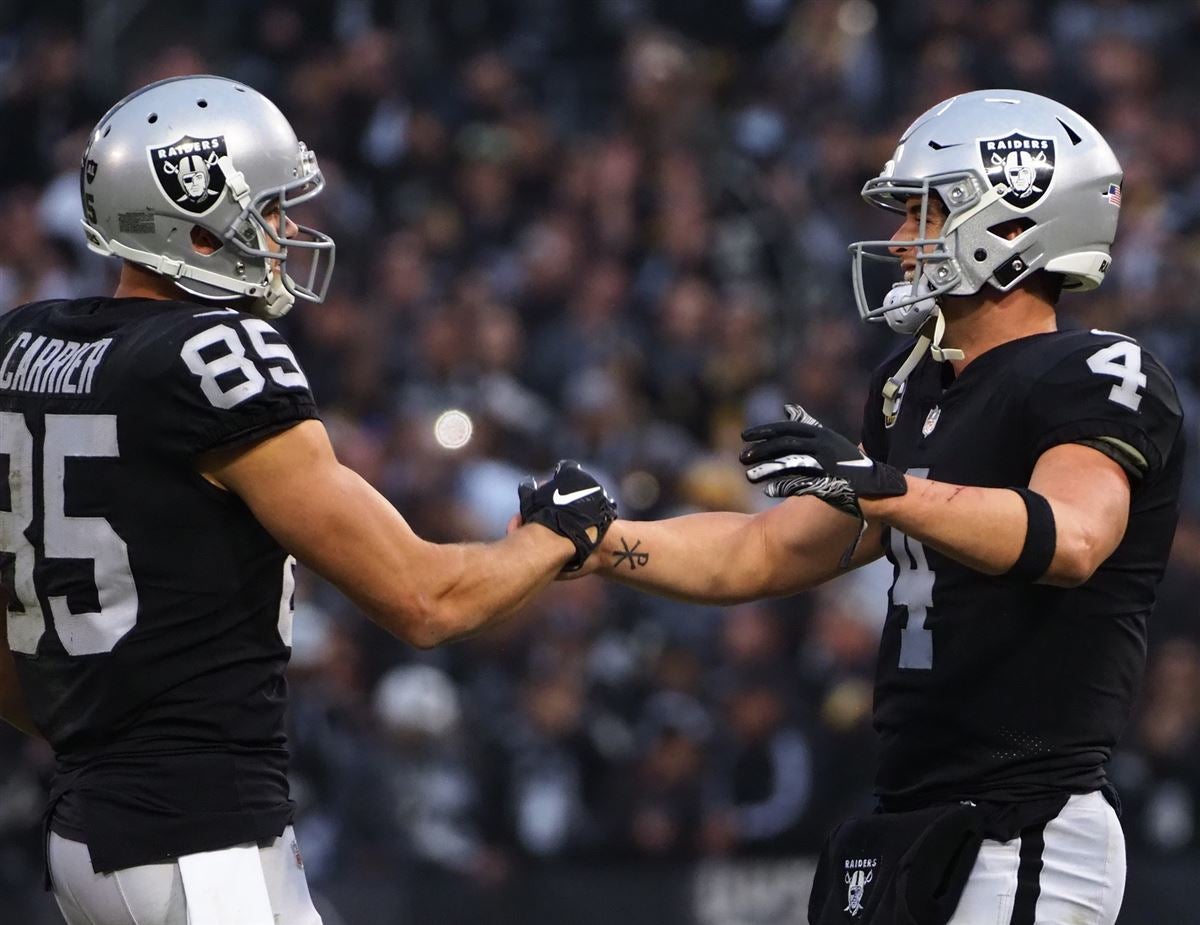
[
  {"xmin": 0, "ymin": 334, "xmax": 112, "ymax": 395},
  {"xmin": 0, "ymin": 296, "xmax": 318, "ymax": 871}
]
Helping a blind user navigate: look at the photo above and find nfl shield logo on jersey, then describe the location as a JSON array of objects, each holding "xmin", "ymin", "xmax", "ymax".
[
  {"xmin": 843, "ymin": 859, "xmax": 877, "ymax": 917},
  {"xmin": 148, "ymin": 135, "xmax": 229, "ymax": 215},
  {"xmin": 923, "ymin": 405, "xmax": 941, "ymax": 436},
  {"xmin": 979, "ymin": 132, "xmax": 1055, "ymax": 209}
]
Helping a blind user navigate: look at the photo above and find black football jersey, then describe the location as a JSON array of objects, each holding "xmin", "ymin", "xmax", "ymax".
[
  {"xmin": 860, "ymin": 328, "xmax": 1184, "ymax": 807},
  {"xmin": 0, "ymin": 297, "xmax": 317, "ymax": 870}
]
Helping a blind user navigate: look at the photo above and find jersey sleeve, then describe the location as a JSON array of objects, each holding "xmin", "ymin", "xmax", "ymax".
[
  {"xmin": 146, "ymin": 311, "xmax": 319, "ymax": 459},
  {"xmin": 1025, "ymin": 333, "xmax": 1182, "ymax": 481}
]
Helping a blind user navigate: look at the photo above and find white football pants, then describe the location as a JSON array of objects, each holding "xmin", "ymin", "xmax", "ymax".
[
  {"xmin": 948, "ymin": 791, "xmax": 1126, "ymax": 925},
  {"xmin": 48, "ymin": 825, "xmax": 322, "ymax": 925}
]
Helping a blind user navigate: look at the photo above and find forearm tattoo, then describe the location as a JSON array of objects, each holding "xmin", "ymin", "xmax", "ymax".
[{"xmin": 611, "ymin": 536, "xmax": 649, "ymax": 570}]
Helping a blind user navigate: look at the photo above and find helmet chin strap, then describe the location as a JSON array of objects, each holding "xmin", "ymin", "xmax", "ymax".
[
  {"xmin": 881, "ymin": 306, "xmax": 965, "ymax": 420},
  {"xmin": 257, "ymin": 274, "xmax": 295, "ymax": 318},
  {"xmin": 928, "ymin": 308, "xmax": 964, "ymax": 363}
]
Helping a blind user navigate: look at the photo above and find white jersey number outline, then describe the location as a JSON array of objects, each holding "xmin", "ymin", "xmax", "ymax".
[
  {"xmin": 2, "ymin": 413, "xmax": 138, "ymax": 655},
  {"xmin": 180, "ymin": 320, "xmax": 308, "ymax": 410},
  {"xmin": 1086, "ymin": 338, "xmax": 1146, "ymax": 412}
]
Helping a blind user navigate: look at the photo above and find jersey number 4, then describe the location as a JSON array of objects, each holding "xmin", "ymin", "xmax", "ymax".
[
  {"xmin": 1, "ymin": 413, "xmax": 137, "ymax": 655},
  {"xmin": 1086, "ymin": 338, "xmax": 1146, "ymax": 412}
]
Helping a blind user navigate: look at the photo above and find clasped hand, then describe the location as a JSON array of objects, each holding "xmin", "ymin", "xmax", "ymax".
[
  {"xmin": 739, "ymin": 404, "xmax": 907, "ymax": 515},
  {"xmin": 517, "ymin": 460, "xmax": 617, "ymax": 571}
]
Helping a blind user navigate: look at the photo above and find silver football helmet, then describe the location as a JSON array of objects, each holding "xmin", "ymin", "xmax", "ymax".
[
  {"xmin": 80, "ymin": 75, "xmax": 335, "ymax": 318},
  {"xmin": 849, "ymin": 90, "xmax": 1122, "ymax": 333}
]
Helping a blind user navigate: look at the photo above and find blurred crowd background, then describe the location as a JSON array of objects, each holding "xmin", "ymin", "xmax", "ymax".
[{"xmin": 2, "ymin": 1, "xmax": 1200, "ymax": 922}]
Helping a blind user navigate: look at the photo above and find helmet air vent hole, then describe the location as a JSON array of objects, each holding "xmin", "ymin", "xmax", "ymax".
[
  {"xmin": 148, "ymin": 113, "xmax": 158, "ymax": 124},
  {"xmin": 197, "ymin": 99, "xmax": 208, "ymax": 108},
  {"xmin": 987, "ymin": 217, "xmax": 1036, "ymax": 240},
  {"xmin": 973, "ymin": 248, "xmax": 988, "ymax": 262},
  {"xmin": 190, "ymin": 226, "xmax": 223, "ymax": 254},
  {"xmin": 103, "ymin": 125, "xmax": 111, "ymax": 137},
  {"xmin": 1057, "ymin": 118, "xmax": 1082, "ymax": 146}
]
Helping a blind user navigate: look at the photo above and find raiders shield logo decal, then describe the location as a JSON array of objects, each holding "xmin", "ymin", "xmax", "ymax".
[
  {"xmin": 979, "ymin": 132, "xmax": 1055, "ymax": 209},
  {"xmin": 844, "ymin": 859, "xmax": 877, "ymax": 917},
  {"xmin": 148, "ymin": 135, "xmax": 228, "ymax": 215}
]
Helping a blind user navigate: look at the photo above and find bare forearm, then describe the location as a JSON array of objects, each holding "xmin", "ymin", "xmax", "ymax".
[
  {"xmin": 595, "ymin": 499, "xmax": 873, "ymax": 604},
  {"xmin": 861, "ymin": 476, "xmax": 1025, "ymax": 575},
  {"xmin": 860, "ymin": 446, "xmax": 1129, "ymax": 587},
  {"xmin": 209, "ymin": 421, "xmax": 577, "ymax": 647},
  {"xmin": 282, "ymin": 466, "xmax": 573, "ymax": 646},
  {"xmin": 595, "ymin": 513, "xmax": 770, "ymax": 604},
  {"xmin": 420, "ymin": 524, "xmax": 574, "ymax": 644}
]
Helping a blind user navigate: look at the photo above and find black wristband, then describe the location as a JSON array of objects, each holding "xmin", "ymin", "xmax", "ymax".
[{"xmin": 1007, "ymin": 487, "xmax": 1056, "ymax": 581}]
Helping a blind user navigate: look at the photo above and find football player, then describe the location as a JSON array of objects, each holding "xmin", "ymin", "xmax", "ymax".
[
  {"xmin": 0, "ymin": 76, "xmax": 615, "ymax": 925},
  {"xmin": 571, "ymin": 90, "xmax": 1183, "ymax": 923}
]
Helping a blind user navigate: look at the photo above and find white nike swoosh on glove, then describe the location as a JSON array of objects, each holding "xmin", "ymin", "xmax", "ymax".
[
  {"xmin": 837, "ymin": 458, "xmax": 874, "ymax": 468},
  {"xmin": 552, "ymin": 486, "xmax": 602, "ymax": 504}
]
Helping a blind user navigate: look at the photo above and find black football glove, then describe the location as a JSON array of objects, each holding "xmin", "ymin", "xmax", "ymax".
[
  {"xmin": 519, "ymin": 460, "xmax": 618, "ymax": 571},
  {"xmin": 739, "ymin": 404, "xmax": 907, "ymax": 512}
]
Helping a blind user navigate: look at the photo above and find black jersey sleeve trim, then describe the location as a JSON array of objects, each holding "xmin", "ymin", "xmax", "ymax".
[
  {"xmin": 1030, "ymin": 417, "xmax": 1160, "ymax": 478},
  {"xmin": 192, "ymin": 400, "xmax": 319, "ymax": 457},
  {"xmin": 1073, "ymin": 437, "xmax": 1145, "ymax": 480}
]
